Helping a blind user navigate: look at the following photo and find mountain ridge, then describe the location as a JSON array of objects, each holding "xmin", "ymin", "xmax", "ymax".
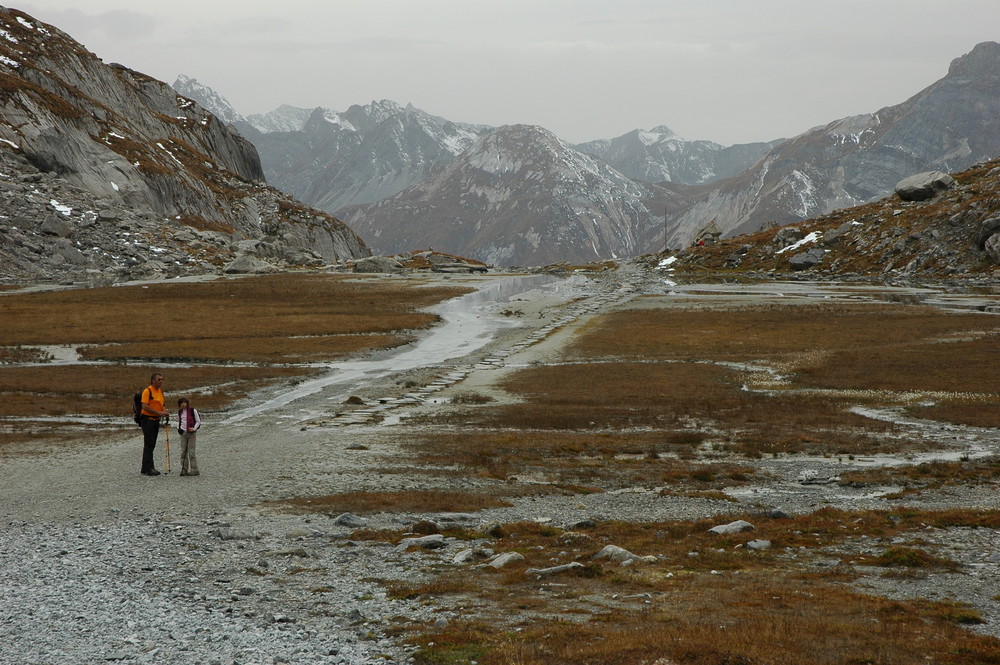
[
  {"xmin": 342, "ymin": 124, "xmax": 657, "ymax": 266},
  {"xmin": 0, "ymin": 6, "xmax": 369, "ymax": 284},
  {"xmin": 177, "ymin": 42, "xmax": 1000, "ymax": 266},
  {"xmin": 667, "ymin": 41, "xmax": 1000, "ymax": 248}
]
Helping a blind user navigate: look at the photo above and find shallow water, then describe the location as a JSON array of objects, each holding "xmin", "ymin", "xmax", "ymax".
[{"xmin": 224, "ymin": 274, "xmax": 585, "ymax": 424}]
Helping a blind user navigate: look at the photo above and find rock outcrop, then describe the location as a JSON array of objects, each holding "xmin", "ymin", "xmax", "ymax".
[
  {"xmin": 575, "ymin": 125, "xmax": 780, "ymax": 186},
  {"xmin": 894, "ymin": 171, "xmax": 957, "ymax": 201},
  {"xmin": 0, "ymin": 7, "xmax": 369, "ymax": 284},
  {"xmin": 343, "ymin": 124, "xmax": 659, "ymax": 266},
  {"xmin": 661, "ymin": 41, "xmax": 1000, "ymax": 248},
  {"xmin": 656, "ymin": 157, "xmax": 1000, "ymax": 279}
]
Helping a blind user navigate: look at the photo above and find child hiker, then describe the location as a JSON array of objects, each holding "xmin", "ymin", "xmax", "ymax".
[{"xmin": 176, "ymin": 397, "xmax": 202, "ymax": 476}]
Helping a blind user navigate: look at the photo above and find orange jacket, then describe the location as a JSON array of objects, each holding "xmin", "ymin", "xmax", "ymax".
[{"xmin": 141, "ymin": 385, "xmax": 165, "ymax": 419}]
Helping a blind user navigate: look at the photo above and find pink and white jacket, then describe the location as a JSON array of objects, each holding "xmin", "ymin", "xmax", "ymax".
[{"xmin": 178, "ymin": 407, "xmax": 201, "ymax": 433}]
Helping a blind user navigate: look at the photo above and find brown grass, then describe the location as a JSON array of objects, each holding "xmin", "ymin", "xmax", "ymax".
[
  {"xmin": 265, "ymin": 490, "xmax": 513, "ymax": 516},
  {"xmin": 910, "ymin": 403, "xmax": 1000, "ymax": 428},
  {"xmin": 399, "ymin": 299, "xmax": 999, "ymax": 469},
  {"xmin": 0, "ymin": 274, "xmax": 469, "ymax": 432},
  {"xmin": 0, "ymin": 273, "xmax": 467, "ymax": 349},
  {"xmin": 426, "ymin": 361, "xmax": 898, "ymax": 457},
  {"xmin": 376, "ymin": 509, "xmax": 1000, "ymax": 665},
  {"xmin": 79, "ymin": 332, "xmax": 411, "ymax": 363},
  {"xmin": 0, "ymin": 364, "xmax": 311, "ymax": 418},
  {"xmin": 839, "ymin": 457, "xmax": 1000, "ymax": 490},
  {"xmin": 571, "ymin": 303, "xmax": 997, "ymax": 368},
  {"xmin": 399, "ymin": 429, "xmax": 754, "ymax": 489}
]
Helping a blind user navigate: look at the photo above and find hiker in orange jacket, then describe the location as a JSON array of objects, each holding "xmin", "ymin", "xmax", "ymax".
[{"xmin": 139, "ymin": 372, "xmax": 169, "ymax": 476}]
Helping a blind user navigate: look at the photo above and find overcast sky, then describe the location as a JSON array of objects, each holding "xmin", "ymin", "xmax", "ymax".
[{"xmin": 17, "ymin": 1, "xmax": 1000, "ymax": 145}]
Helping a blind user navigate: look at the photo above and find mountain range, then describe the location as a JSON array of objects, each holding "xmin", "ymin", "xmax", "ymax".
[
  {"xmin": 176, "ymin": 41, "xmax": 1000, "ymax": 266},
  {"xmin": 1, "ymin": 5, "xmax": 998, "ymax": 282}
]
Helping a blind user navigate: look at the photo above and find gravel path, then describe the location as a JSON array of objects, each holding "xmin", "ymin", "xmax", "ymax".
[{"xmin": 3, "ymin": 268, "xmax": 999, "ymax": 664}]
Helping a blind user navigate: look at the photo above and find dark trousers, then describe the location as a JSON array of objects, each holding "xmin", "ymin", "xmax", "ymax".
[{"xmin": 140, "ymin": 417, "xmax": 160, "ymax": 473}]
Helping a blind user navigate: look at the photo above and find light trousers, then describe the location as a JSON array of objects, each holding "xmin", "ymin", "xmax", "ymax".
[{"xmin": 179, "ymin": 432, "xmax": 198, "ymax": 475}]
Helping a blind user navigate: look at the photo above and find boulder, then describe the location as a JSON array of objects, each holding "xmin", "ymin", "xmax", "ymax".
[
  {"xmin": 788, "ymin": 247, "xmax": 826, "ymax": 270},
  {"xmin": 453, "ymin": 548, "xmax": 492, "ymax": 565},
  {"xmin": 395, "ymin": 534, "xmax": 447, "ymax": 552},
  {"xmin": 525, "ymin": 562, "xmax": 586, "ymax": 578},
  {"xmin": 708, "ymin": 520, "xmax": 756, "ymax": 535},
  {"xmin": 353, "ymin": 256, "xmax": 404, "ymax": 274},
  {"xmin": 223, "ymin": 255, "xmax": 276, "ymax": 274},
  {"xmin": 976, "ymin": 215, "xmax": 1000, "ymax": 248},
  {"xmin": 894, "ymin": 171, "xmax": 957, "ymax": 201},
  {"xmin": 52, "ymin": 239, "xmax": 88, "ymax": 265},
  {"xmin": 985, "ymin": 233, "xmax": 1000, "ymax": 264},
  {"xmin": 334, "ymin": 513, "xmax": 368, "ymax": 528},
  {"xmin": 592, "ymin": 545, "xmax": 640, "ymax": 564},
  {"xmin": 695, "ymin": 220, "xmax": 722, "ymax": 245},
  {"xmin": 774, "ymin": 226, "xmax": 804, "ymax": 248},
  {"xmin": 39, "ymin": 215, "xmax": 72, "ymax": 238},
  {"xmin": 486, "ymin": 552, "xmax": 525, "ymax": 569}
]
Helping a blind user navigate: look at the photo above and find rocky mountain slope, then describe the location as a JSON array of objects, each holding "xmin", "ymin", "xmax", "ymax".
[
  {"xmin": 663, "ymin": 41, "xmax": 1000, "ymax": 249},
  {"xmin": 176, "ymin": 81, "xmax": 786, "ymax": 266},
  {"xmin": 246, "ymin": 101, "xmax": 487, "ymax": 214},
  {"xmin": 655, "ymin": 159, "xmax": 1000, "ymax": 280},
  {"xmin": 0, "ymin": 7, "xmax": 369, "ymax": 285},
  {"xmin": 173, "ymin": 77, "xmax": 490, "ymax": 214},
  {"xmin": 575, "ymin": 125, "xmax": 781, "ymax": 185},
  {"xmin": 342, "ymin": 124, "xmax": 661, "ymax": 266}
]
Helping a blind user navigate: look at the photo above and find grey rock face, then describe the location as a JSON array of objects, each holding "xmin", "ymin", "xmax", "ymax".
[
  {"xmin": 176, "ymin": 81, "xmax": 491, "ymax": 215},
  {"xmin": 576, "ymin": 125, "xmax": 780, "ymax": 185},
  {"xmin": 665, "ymin": 42, "xmax": 1000, "ymax": 248},
  {"xmin": 0, "ymin": 8, "xmax": 370, "ymax": 283},
  {"xmin": 345, "ymin": 124, "xmax": 658, "ymax": 266}
]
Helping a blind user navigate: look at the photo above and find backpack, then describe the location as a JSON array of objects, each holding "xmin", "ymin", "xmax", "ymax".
[{"xmin": 132, "ymin": 390, "xmax": 143, "ymax": 426}]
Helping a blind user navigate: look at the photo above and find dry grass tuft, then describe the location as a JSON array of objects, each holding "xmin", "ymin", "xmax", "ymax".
[
  {"xmin": 840, "ymin": 457, "xmax": 1000, "ymax": 493},
  {"xmin": 264, "ymin": 490, "xmax": 513, "ymax": 516},
  {"xmin": 0, "ymin": 273, "xmax": 468, "ymax": 353},
  {"xmin": 0, "ymin": 274, "xmax": 469, "ymax": 431},
  {"xmin": 388, "ymin": 508, "xmax": 1000, "ymax": 665}
]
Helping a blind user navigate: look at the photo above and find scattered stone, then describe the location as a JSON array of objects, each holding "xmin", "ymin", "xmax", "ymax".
[
  {"xmin": 486, "ymin": 552, "xmax": 525, "ymax": 569},
  {"xmin": 525, "ymin": 562, "xmax": 586, "ymax": 578},
  {"xmin": 788, "ymin": 247, "xmax": 826, "ymax": 270},
  {"xmin": 353, "ymin": 256, "xmax": 404, "ymax": 274},
  {"xmin": 334, "ymin": 513, "xmax": 368, "ymax": 528},
  {"xmin": 708, "ymin": 520, "xmax": 756, "ymax": 535},
  {"xmin": 223, "ymin": 254, "xmax": 276, "ymax": 274},
  {"xmin": 395, "ymin": 534, "xmax": 447, "ymax": 552},
  {"xmin": 592, "ymin": 544, "xmax": 651, "ymax": 565}
]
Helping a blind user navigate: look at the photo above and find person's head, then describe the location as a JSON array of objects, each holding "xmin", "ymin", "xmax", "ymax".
[
  {"xmin": 150, "ymin": 373, "xmax": 164, "ymax": 387},
  {"xmin": 177, "ymin": 397, "xmax": 190, "ymax": 409}
]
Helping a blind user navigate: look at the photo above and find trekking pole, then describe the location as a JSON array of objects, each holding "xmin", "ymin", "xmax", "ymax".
[{"xmin": 164, "ymin": 416, "xmax": 171, "ymax": 475}]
